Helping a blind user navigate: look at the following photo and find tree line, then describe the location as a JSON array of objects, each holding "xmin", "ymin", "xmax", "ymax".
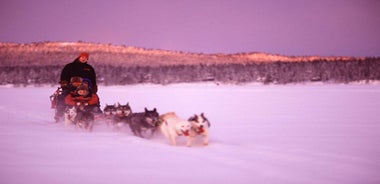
[{"xmin": 0, "ymin": 58, "xmax": 379, "ymax": 86}]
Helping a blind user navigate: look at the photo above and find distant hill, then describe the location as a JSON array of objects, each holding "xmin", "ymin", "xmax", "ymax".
[
  {"xmin": 0, "ymin": 42, "xmax": 379, "ymax": 85},
  {"xmin": 0, "ymin": 41, "xmax": 362, "ymax": 67}
]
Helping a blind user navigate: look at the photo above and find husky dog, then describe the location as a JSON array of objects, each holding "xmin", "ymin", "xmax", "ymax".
[
  {"xmin": 64, "ymin": 106, "xmax": 77, "ymax": 126},
  {"xmin": 113, "ymin": 102, "xmax": 132, "ymax": 127},
  {"xmin": 114, "ymin": 103, "xmax": 132, "ymax": 122},
  {"xmin": 127, "ymin": 108, "xmax": 159, "ymax": 138},
  {"xmin": 159, "ymin": 112, "xmax": 192, "ymax": 146},
  {"xmin": 103, "ymin": 103, "xmax": 117, "ymax": 125},
  {"xmin": 103, "ymin": 104, "xmax": 117, "ymax": 117},
  {"xmin": 75, "ymin": 105, "xmax": 95, "ymax": 131},
  {"xmin": 188, "ymin": 113, "xmax": 211, "ymax": 146}
]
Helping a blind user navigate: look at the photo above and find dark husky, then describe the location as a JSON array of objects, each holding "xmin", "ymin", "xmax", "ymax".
[
  {"xmin": 127, "ymin": 108, "xmax": 159, "ymax": 138},
  {"xmin": 103, "ymin": 103, "xmax": 117, "ymax": 117},
  {"xmin": 103, "ymin": 103, "xmax": 117, "ymax": 125},
  {"xmin": 113, "ymin": 102, "xmax": 132, "ymax": 124},
  {"xmin": 75, "ymin": 105, "xmax": 95, "ymax": 131}
]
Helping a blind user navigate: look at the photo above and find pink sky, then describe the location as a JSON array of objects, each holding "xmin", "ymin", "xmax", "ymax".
[{"xmin": 1, "ymin": 0, "xmax": 379, "ymax": 57}]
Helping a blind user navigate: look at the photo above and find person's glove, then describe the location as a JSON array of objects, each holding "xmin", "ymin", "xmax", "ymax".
[{"xmin": 59, "ymin": 80, "xmax": 68, "ymax": 89}]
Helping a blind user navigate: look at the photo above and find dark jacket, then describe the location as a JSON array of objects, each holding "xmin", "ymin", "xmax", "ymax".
[{"xmin": 60, "ymin": 58, "xmax": 98, "ymax": 93}]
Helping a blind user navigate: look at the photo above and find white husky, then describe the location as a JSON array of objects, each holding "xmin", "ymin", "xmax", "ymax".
[
  {"xmin": 64, "ymin": 106, "xmax": 77, "ymax": 126},
  {"xmin": 159, "ymin": 112, "xmax": 192, "ymax": 146},
  {"xmin": 188, "ymin": 113, "xmax": 211, "ymax": 146}
]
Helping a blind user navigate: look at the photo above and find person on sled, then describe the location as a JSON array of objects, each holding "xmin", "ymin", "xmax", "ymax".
[
  {"xmin": 60, "ymin": 52, "xmax": 98, "ymax": 93},
  {"xmin": 65, "ymin": 84, "xmax": 100, "ymax": 123},
  {"xmin": 53, "ymin": 52, "xmax": 101, "ymax": 122},
  {"xmin": 52, "ymin": 76, "xmax": 82, "ymax": 120}
]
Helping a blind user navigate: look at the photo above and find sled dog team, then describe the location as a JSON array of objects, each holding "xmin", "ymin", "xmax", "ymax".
[
  {"xmin": 55, "ymin": 52, "xmax": 210, "ymax": 146},
  {"xmin": 64, "ymin": 102, "xmax": 211, "ymax": 147}
]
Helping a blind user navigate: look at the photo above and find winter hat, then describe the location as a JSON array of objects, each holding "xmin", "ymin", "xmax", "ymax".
[
  {"xmin": 82, "ymin": 78, "xmax": 92, "ymax": 89},
  {"xmin": 79, "ymin": 52, "xmax": 89, "ymax": 58},
  {"xmin": 70, "ymin": 76, "xmax": 83, "ymax": 84}
]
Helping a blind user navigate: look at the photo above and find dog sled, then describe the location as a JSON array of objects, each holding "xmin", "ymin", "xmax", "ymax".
[{"xmin": 50, "ymin": 77, "xmax": 103, "ymax": 129}]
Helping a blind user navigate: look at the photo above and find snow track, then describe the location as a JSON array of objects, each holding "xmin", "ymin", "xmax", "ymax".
[{"xmin": 1, "ymin": 84, "xmax": 380, "ymax": 184}]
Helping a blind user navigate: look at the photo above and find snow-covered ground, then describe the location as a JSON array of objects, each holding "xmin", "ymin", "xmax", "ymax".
[{"xmin": 1, "ymin": 83, "xmax": 380, "ymax": 184}]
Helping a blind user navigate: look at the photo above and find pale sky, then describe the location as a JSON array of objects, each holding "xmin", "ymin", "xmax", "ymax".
[{"xmin": 1, "ymin": 0, "xmax": 379, "ymax": 57}]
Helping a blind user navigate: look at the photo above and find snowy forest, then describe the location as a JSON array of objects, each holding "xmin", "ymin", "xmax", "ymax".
[{"xmin": 1, "ymin": 42, "xmax": 379, "ymax": 85}]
